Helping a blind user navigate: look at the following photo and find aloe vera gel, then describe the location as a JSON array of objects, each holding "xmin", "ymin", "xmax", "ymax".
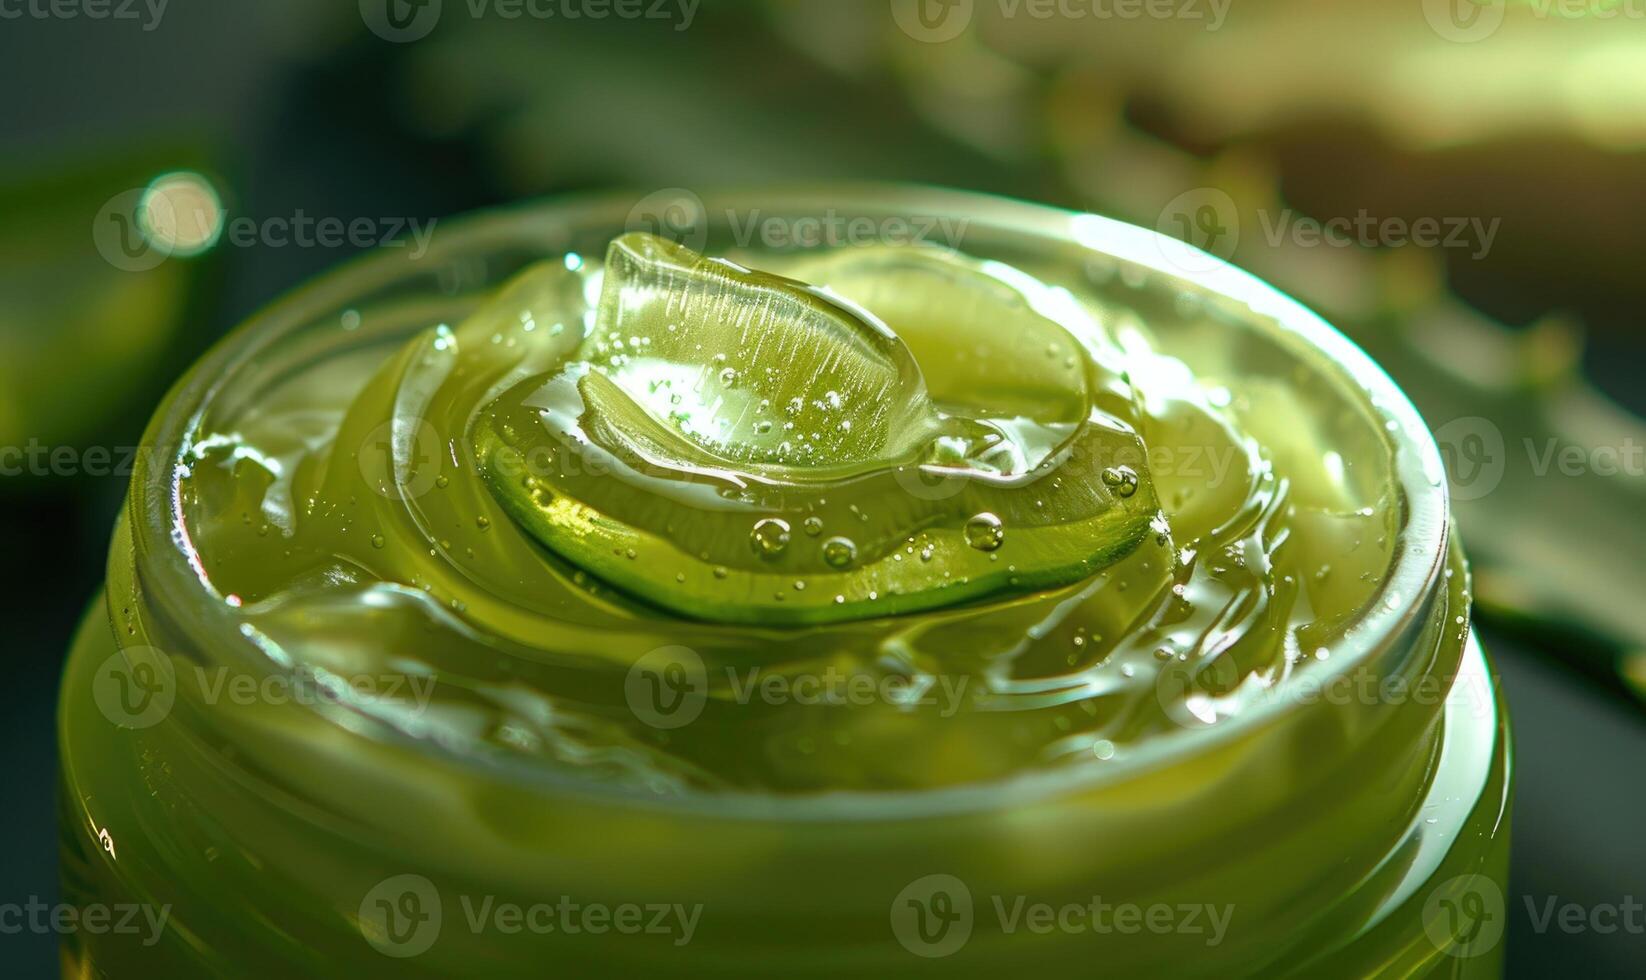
[{"xmin": 59, "ymin": 190, "xmax": 1510, "ymax": 977}]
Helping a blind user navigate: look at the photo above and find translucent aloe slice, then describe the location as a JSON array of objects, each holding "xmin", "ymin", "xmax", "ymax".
[
  {"xmin": 585, "ymin": 232, "xmax": 939, "ymax": 470},
  {"xmin": 477, "ymin": 234, "xmax": 1158, "ymax": 625},
  {"xmin": 784, "ymin": 246, "xmax": 1094, "ymax": 424}
]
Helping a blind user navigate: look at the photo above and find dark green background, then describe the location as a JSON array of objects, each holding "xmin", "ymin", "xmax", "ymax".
[{"xmin": 2, "ymin": 2, "xmax": 1642, "ymax": 976}]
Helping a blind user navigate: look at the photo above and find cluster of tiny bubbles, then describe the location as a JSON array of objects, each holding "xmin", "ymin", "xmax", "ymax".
[
  {"xmin": 1101, "ymin": 465, "xmax": 1141, "ymax": 498},
  {"xmin": 750, "ymin": 518, "xmax": 791, "ymax": 558},
  {"xmin": 963, "ymin": 512, "xmax": 1005, "ymax": 552},
  {"xmin": 592, "ymin": 332, "xmax": 653, "ymax": 370}
]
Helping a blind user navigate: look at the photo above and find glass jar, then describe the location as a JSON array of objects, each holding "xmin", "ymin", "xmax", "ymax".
[{"xmin": 58, "ymin": 188, "xmax": 1511, "ymax": 978}]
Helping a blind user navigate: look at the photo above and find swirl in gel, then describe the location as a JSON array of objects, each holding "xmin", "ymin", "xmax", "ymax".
[{"xmin": 176, "ymin": 232, "xmax": 1397, "ymax": 794}]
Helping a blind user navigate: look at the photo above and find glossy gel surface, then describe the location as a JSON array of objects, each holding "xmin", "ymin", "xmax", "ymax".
[{"xmin": 171, "ymin": 232, "xmax": 1398, "ymax": 794}]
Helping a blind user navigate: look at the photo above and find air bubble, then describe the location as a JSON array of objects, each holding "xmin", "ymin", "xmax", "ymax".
[
  {"xmin": 822, "ymin": 537, "xmax": 857, "ymax": 569},
  {"xmin": 750, "ymin": 518, "xmax": 791, "ymax": 557},
  {"xmin": 964, "ymin": 513, "xmax": 1005, "ymax": 552}
]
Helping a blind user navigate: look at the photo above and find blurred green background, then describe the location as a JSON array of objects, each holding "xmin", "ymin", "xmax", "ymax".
[{"xmin": 3, "ymin": 1, "xmax": 1645, "ymax": 975}]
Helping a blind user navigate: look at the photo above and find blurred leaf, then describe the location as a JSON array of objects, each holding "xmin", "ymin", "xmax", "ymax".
[{"xmin": 0, "ymin": 146, "xmax": 218, "ymax": 455}]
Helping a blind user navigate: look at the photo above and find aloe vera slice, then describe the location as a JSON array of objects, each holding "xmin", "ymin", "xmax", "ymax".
[
  {"xmin": 783, "ymin": 246, "xmax": 1095, "ymax": 424},
  {"xmin": 477, "ymin": 234, "xmax": 1158, "ymax": 625},
  {"xmin": 586, "ymin": 232, "xmax": 940, "ymax": 470}
]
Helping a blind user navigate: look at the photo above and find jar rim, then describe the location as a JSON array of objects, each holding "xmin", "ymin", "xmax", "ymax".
[{"xmin": 131, "ymin": 184, "xmax": 1453, "ymax": 822}]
